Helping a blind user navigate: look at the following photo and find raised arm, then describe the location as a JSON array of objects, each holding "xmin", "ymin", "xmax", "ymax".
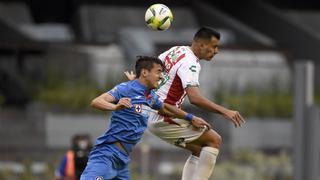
[
  {"xmin": 91, "ymin": 93, "xmax": 132, "ymax": 111},
  {"xmin": 186, "ymin": 86, "xmax": 245, "ymax": 128}
]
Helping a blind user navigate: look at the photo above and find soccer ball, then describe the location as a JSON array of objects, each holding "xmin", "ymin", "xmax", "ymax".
[{"xmin": 145, "ymin": 4, "xmax": 173, "ymax": 31}]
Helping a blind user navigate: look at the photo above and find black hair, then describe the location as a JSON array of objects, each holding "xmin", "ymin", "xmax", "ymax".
[
  {"xmin": 135, "ymin": 56, "xmax": 165, "ymax": 77},
  {"xmin": 193, "ymin": 27, "xmax": 221, "ymax": 41}
]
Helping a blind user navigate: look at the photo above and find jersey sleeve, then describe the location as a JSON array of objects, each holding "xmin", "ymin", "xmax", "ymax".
[
  {"xmin": 107, "ymin": 83, "xmax": 128, "ymax": 102},
  {"xmin": 150, "ymin": 91, "xmax": 163, "ymax": 110},
  {"xmin": 177, "ymin": 61, "xmax": 200, "ymax": 89}
]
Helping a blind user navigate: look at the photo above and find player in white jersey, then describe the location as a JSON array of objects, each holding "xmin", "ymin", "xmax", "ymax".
[{"xmin": 126, "ymin": 27, "xmax": 245, "ymax": 180}]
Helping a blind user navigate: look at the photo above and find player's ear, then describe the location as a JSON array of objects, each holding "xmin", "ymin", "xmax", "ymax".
[
  {"xmin": 141, "ymin": 69, "xmax": 148, "ymax": 77},
  {"xmin": 199, "ymin": 41, "xmax": 206, "ymax": 48}
]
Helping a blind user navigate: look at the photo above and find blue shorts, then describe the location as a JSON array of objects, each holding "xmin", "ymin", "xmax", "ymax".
[{"xmin": 80, "ymin": 144, "xmax": 130, "ymax": 180}]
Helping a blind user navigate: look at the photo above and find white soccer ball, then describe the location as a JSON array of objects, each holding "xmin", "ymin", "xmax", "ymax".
[{"xmin": 145, "ymin": 4, "xmax": 173, "ymax": 31}]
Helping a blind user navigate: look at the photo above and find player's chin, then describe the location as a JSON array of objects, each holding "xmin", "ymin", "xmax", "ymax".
[
  {"xmin": 152, "ymin": 83, "xmax": 159, "ymax": 89},
  {"xmin": 207, "ymin": 56, "xmax": 215, "ymax": 61}
]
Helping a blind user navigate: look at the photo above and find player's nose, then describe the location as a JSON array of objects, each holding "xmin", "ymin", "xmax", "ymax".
[
  {"xmin": 215, "ymin": 47, "xmax": 219, "ymax": 54},
  {"xmin": 159, "ymin": 74, "xmax": 163, "ymax": 80}
]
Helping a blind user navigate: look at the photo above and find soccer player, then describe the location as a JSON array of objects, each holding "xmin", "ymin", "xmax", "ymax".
[
  {"xmin": 80, "ymin": 56, "xmax": 210, "ymax": 180},
  {"xmin": 125, "ymin": 27, "xmax": 245, "ymax": 180}
]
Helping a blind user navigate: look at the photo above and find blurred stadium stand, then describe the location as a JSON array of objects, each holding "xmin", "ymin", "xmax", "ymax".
[
  {"xmin": 0, "ymin": 2, "xmax": 74, "ymax": 42},
  {"xmin": 78, "ymin": 5, "xmax": 198, "ymax": 43},
  {"xmin": 0, "ymin": 0, "xmax": 318, "ymax": 150},
  {"xmin": 0, "ymin": 0, "xmax": 320, "ymax": 178}
]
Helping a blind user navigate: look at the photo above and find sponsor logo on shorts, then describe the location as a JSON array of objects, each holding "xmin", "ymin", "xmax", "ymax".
[
  {"xmin": 96, "ymin": 176, "xmax": 103, "ymax": 180},
  {"xmin": 174, "ymin": 138, "xmax": 186, "ymax": 146}
]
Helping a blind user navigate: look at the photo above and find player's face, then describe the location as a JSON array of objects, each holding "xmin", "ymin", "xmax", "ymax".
[
  {"xmin": 146, "ymin": 63, "xmax": 163, "ymax": 89},
  {"xmin": 200, "ymin": 37, "xmax": 220, "ymax": 61}
]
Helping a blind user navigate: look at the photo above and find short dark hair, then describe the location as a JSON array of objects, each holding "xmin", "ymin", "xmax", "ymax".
[
  {"xmin": 193, "ymin": 27, "xmax": 221, "ymax": 41},
  {"xmin": 135, "ymin": 56, "xmax": 165, "ymax": 77}
]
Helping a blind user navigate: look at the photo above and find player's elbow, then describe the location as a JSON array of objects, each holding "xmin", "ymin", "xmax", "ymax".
[{"xmin": 90, "ymin": 98, "xmax": 99, "ymax": 108}]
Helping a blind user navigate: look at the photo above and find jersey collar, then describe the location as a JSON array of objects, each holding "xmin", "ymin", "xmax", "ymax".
[{"xmin": 186, "ymin": 46, "xmax": 200, "ymax": 63}]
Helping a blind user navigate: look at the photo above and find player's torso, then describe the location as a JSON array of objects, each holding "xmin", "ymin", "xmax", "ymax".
[
  {"xmin": 156, "ymin": 46, "xmax": 200, "ymax": 107},
  {"xmin": 112, "ymin": 82, "xmax": 157, "ymax": 127},
  {"xmin": 96, "ymin": 81, "xmax": 161, "ymax": 148}
]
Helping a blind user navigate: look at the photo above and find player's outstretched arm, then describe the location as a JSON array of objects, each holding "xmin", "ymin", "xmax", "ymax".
[
  {"xmin": 159, "ymin": 103, "xmax": 211, "ymax": 129},
  {"xmin": 186, "ymin": 86, "xmax": 245, "ymax": 128},
  {"xmin": 91, "ymin": 93, "xmax": 132, "ymax": 111}
]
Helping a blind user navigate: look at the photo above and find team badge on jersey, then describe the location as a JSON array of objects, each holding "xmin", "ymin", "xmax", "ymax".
[
  {"xmin": 95, "ymin": 176, "xmax": 103, "ymax": 180},
  {"xmin": 134, "ymin": 104, "xmax": 142, "ymax": 113}
]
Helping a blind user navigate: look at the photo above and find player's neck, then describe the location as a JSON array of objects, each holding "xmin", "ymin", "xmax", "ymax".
[
  {"xmin": 191, "ymin": 44, "xmax": 201, "ymax": 60},
  {"xmin": 137, "ymin": 78, "xmax": 150, "ymax": 89}
]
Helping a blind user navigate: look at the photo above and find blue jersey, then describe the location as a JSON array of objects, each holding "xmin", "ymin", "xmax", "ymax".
[{"xmin": 92, "ymin": 80, "xmax": 163, "ymax": 162}]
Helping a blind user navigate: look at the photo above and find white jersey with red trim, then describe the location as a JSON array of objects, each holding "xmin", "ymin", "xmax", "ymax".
[{"xmin": 156, "ymin": 46, "xmax": 201, "ymax": 107}]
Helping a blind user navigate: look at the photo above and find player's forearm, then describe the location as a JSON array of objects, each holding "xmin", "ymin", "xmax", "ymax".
[
  {"xmin": 91, "ymin": 98, "xmax": 117, "ymax": 111},
  {"xmin": 190, "ymin": 95, "xmax": 227, "ymax": 114},
  {"xmin": 162, "ymin": 103, "xmax": 188, "ymax": 119},
  {"xmin": 159, "ymin": 107, "xmax": 175, "ymax": 117}
]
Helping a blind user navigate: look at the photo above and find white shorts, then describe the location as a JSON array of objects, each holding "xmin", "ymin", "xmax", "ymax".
[{"xmin": 147, "ymin": 111, "xmax": 206, "ymax": 147}]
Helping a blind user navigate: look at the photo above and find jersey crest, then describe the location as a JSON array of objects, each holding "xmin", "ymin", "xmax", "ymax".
[
  {"xmin": 134, "ymin": 104, "xmax": 142, "ymax": 113},
  {"xmin": 164, "ymin": 47, "xmax": 186, "ymax": 71}
]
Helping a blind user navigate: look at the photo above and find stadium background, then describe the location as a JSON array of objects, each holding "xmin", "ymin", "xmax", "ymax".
[{"xmin": 0, "ymin": 0, "xmax": 320, "ymax": 179}]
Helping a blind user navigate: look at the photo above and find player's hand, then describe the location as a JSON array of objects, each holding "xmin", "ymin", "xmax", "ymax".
[
  {"xmin": 124, "ymin": 71, "xmax": 136, "ymax": 81},
  {"xmin": 191, "ymin": 116, "xmax": 211, "ymax": 130},
  {"xmin": 115, "ymin": 98, "xmax": 132, "ymax": 110},
  {"xmin": 222, "ymin": 109, "xmax": 245, "ymax": 128}
]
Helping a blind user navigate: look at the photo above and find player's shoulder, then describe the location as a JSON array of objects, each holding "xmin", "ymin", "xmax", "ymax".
[
  {"xmin": 163, "ymin": 46, "xmax": 188, "ymax": 54},
  {"xmin": 113, "ymin": 81, "xmax": 133, "ymax": 92},
  {"xmin": 117, "ymin": 81, "xmax": 130, "ymax": 88},
  {"xmin": 170, "ymin": 46, "xmax": 189, "ymax": 53},
  {"xmin": 179, "ymin": 46, "xmax": 190, "ymax": 51},
  {"xmin": 181, "ymin": 54, "xmax": 200, "ymax": 66},
  {"xmin": 174, "ymin": 46, "xmax": 197, "ymax": 61}
]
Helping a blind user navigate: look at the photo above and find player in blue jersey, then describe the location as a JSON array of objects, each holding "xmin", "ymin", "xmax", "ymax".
[{"xmin": 80, "ymin": 56, "xmax": 210, "ymax": 180}]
